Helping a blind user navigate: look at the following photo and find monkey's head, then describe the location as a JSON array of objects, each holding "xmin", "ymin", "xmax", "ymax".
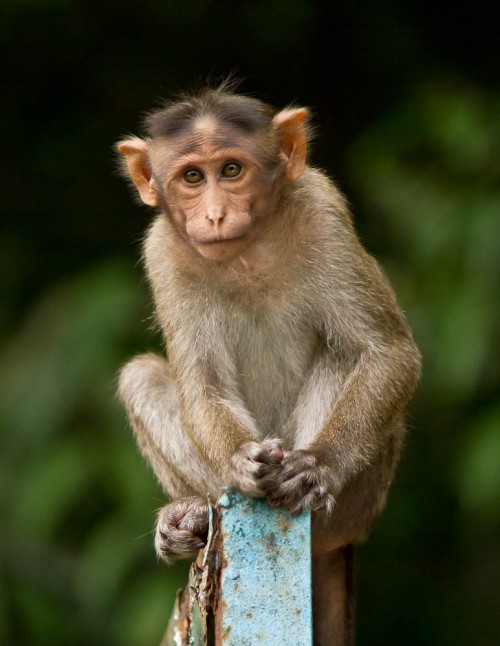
[{"xmin": 117, "ymin": 85, "xmax": 309, "ymax": 262}]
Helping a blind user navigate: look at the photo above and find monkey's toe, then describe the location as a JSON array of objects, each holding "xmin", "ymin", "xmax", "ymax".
[{"xmin": 155, "ymin": 498, "xmax": 209, "ymax": 562}]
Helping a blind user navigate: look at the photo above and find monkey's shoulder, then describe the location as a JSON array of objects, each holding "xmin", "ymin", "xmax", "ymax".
[{"xmin": 288, "ymin": 167, "xmax": 357, "ymax": 242}]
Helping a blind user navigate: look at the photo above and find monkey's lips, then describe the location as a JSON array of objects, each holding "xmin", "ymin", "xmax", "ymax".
[
  {"xmin": 195, "ymin": 233, "xmax": 248, "ymax": 246},
  {"xmin": 193, "ymin": 232, "xmax": 251, "ymax": 261}
]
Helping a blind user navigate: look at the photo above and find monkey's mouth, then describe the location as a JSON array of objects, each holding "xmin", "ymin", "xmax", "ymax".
[{"xmin": 196, "ymin": 233, "xmax": 248, "ymax": 245}]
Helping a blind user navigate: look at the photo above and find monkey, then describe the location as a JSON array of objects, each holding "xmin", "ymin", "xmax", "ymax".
[{"xmin": 116, "ymin": 82, "xmax": 421, "ymax": 646}]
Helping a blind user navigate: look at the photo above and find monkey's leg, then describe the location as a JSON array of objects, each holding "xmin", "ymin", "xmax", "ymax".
[
  {"xmin": 119, "ymin": 353, "xmax": 221, "ymax": 560},
  {"xmin": 312, "ymin": 546, "xmax": 355, "ymax": 646},
  {"xmin": 119, "ymin": 352, "xmax": 221, "ymax": 497}
]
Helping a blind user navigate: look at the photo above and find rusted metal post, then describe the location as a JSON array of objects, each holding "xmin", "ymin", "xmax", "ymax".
[{"xmin": 163, "ymin": 488, "xmax": 312, "ymax": 645}]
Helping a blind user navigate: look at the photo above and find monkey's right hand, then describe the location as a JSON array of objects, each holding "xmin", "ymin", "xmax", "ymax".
[
  {"xmin": 227, "ymin": 439, "xmax": 284, "ymax": 498},
  {"xmin": 155, "ymin": 497, "xmax": 209, "ymax": 563}
]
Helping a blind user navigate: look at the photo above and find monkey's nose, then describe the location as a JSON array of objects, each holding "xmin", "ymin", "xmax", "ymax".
[{"xmin": 206, "ymin": 207, "xmax": 226, "ymax": 224}]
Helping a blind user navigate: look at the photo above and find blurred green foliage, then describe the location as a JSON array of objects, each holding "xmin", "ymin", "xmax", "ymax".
[
  {"xmin": 1, "ymin": 2, "xmax": 499, "ymax": 645},
  {"xmin": 0, "ymin": 261, "xmax": 189, "ymax": 644},
  {"xmin": 349, "ymin": 84, "xmax": 500, "ymax": 646}
]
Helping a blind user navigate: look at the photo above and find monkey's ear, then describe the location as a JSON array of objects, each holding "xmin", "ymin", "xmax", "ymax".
[
  {"xmin": 116, "ymin": 138, "xmax": 159, "ymax": 207},
  {"xmin": 272, "ymin": 108, "xmax": 308, "ymax": 181}
]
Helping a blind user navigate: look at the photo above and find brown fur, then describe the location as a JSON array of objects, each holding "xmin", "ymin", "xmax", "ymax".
[{"xmin": 116, "ymin": 84, "xmax": 421, "ymax": 644}]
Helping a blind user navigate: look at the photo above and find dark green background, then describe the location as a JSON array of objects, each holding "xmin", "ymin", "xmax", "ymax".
[{"xmin": 1, "ymin": 2, "xmax": 499, "ymax": 644}]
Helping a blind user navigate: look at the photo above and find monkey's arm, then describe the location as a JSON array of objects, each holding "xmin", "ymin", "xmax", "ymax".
[
  {"xmin": 271, "ymin": 334, "xmax": 420, "ymax": 513},
  {"xmin": 176, "ymin": 366, "xmax": 283, "ymax": 493},
  {"xmin": 314, "ymin": 333, "xmax": 419, "ymax": 473},
  {"xmin": 269, "ymin": 252, "xmax": 421, "ymax": 513}
]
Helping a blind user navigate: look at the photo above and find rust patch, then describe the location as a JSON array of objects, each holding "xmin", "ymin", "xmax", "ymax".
[{"xmin": 278, "ymin": 517, "xmax": 291, "ymax": 532}]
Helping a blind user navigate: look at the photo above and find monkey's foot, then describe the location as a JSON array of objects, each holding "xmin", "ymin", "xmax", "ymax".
[
  {"xmin": 267, "ymin": 450, "xmax": 335, "ymax": 515},
  {"xmin": 155, "ymin": 497, "xmax": 209, "ymax": 563},
  {"xmin": 228, "ymin": 439, "xmax": 284, "ymax": 498}
]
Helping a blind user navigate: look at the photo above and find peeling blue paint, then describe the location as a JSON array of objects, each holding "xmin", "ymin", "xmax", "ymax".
[
  {"xmin": 217, "ymin": 488, "xmax": 312, "ymax": 645},
  {"xmin": 163, "ymin": 489, "xmax": 313, "ymax": 645}
]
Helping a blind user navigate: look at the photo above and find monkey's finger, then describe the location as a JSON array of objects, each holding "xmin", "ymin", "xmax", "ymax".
[
  {"xmin": 289, "ymin": 491, "xmax": 318, "ymax": 515},
  {"xmin": 179, "ymin": 531, "xmax": 206, "ymax": 549},
  {"xmin": 265, "ymin": 467, "xmax": 324, "ymax": 509},
  {"xmin": 254, "ymin": 444, "xmax": 284, "ymax": 465},
  {"xmin": 238, "ymin": 440, "xmax": 281, "ymax": 465},
  {"xmin": 178, "ymin": 516, "xmax": 209, "ymax": 536},
  {"xmin": 167, "ymin": 507, "xmax": 190, "ymax": 527},
  {"xmin": 284, "ymin": 467, "xmax": 316, "ymax": 483},
  {"xmin": 266, "ymin": 495, "xmax": 288, "ymax": 508},
  {"xmin": 281, "ymin": 458, "xmax": 316, "ymax": 480},
  {"xmin": 163, "ymin": 527, "xmax": 206, "ymax": 548},
  {"xmin": 258, "ymin": 471, "xmax": 281, "ymax": 493},
  {"xmin": 266, "ymin": 445, "xmax": 284, "ymax": 462},
  {"xmin": 289, "ymin": 488, "xmax": 334, "ymax": 515},
  {"xmin": 254, "ymin": 462, "xmax": 279, "ymax": 478},
  {"xmin": 155, "ymin": 528, "xmax": 207, "ymax": 562},
  {"xmin": 266, "ymin": 482, "xmax": 304, "ymax": 507},
  {"xmin": 271, "ymin": 473, "xmax": 314, "ymax": 505}
]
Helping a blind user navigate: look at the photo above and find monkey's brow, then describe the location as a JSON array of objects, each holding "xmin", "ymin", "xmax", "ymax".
[
  {"xmin": 176, "ymin": 140, "xmax": 204, "ymax": 158},
  {"xmin": 175, "ymin": 134, "xmax": 251, "ymax": 159}
]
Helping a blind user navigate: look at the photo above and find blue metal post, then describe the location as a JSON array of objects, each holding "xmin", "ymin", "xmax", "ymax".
[
  {"xmin": 216, "ymin": 488, "xmax": 312, "ymax": 645},
  {"xmin": 164, "ymin": 488, "xmax": 312, "ymax": 645}
]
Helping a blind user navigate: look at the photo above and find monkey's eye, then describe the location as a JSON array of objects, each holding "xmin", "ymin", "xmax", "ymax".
[
  {"xmin": 220, "ymin": 162, "xmax": 242, "ymax": 178},
  {"xmin": 183, "ymin": 168, "xmax": 204, "ymax": 184}
]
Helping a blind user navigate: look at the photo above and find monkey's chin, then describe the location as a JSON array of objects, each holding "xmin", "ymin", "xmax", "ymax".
[{"xmin": 194, "ymin": 236, "xmax": 250, "ymax": 262}]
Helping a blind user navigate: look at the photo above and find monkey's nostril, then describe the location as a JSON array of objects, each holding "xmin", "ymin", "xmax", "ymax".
[{"xmin": 206, "ymin": 208, "xmax": 225, "ymax": 223}]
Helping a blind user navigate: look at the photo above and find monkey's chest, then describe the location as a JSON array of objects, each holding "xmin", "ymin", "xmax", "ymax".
[{"xmin": 233, "ymin": 312, "xmax": 317, "ymax": 440}]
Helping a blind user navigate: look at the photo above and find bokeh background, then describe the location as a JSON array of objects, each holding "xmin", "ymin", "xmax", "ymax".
[{"xmin": 1, "ymin": 2, "xmax": 499, "ymax": 644}]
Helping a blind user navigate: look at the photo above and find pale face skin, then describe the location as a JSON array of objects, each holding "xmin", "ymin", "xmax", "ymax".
[
  {"xmin": 117, "ymin": 108, "xmax": 307, "ymax": 263},
  {"xmin": 152, "ymin": 121, "xmax": 277, "ymax": 262}
]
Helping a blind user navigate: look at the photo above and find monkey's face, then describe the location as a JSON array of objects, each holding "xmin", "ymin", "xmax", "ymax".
[
  {"xmin": 153, "ymin": 123, "xmax": 277, "ymax": 262},
  {"xmin": 117, "ymin": 108, "xmax": 308, "ymax": 263}
]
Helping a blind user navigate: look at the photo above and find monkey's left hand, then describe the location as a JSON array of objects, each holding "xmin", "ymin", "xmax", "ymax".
[
  {"xmin": 227, "ymin": 439, "xmax": 285, "ymax": 498},
  {"xmin": 266, "ymin": 450, "xmax": 335, "ymax": 515}
]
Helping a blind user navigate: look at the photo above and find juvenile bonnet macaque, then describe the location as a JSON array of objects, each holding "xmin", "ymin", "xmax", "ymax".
[{"xmin": 117, "ymin": 82, "xmax": 421, "ymax": 645}]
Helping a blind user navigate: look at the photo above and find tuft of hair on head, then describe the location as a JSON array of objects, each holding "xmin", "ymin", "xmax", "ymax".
[
  {"xmin": 143, "ymin": 77, "xmax": 279, "ymax": 140},
  {"xmin": 177, "ymin": 72, "xmax": 244, "ymax": 101}
]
